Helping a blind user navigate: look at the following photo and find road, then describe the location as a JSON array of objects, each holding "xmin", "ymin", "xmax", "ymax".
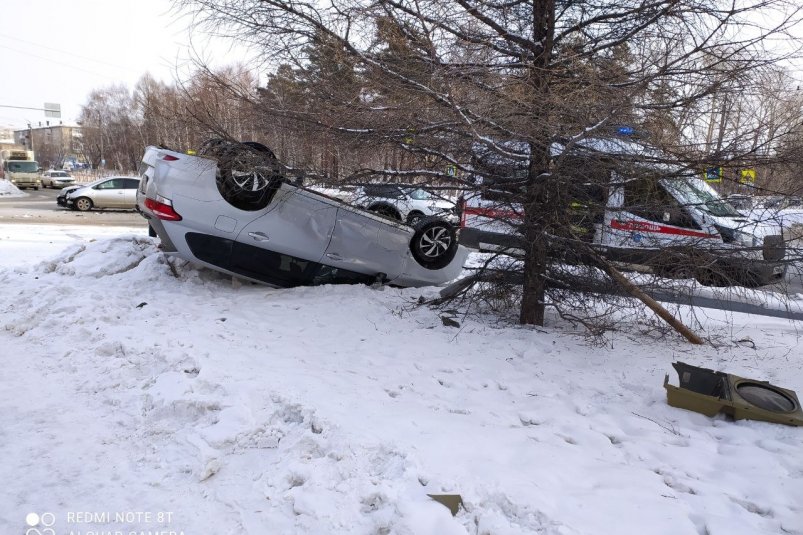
[
  {"xmin": 0, "ymin": 187, "xmax": 144, "ymax": 227},
  {"xmin": 1, "ymin": 186, "xmax": 802, "ymax": 295}
]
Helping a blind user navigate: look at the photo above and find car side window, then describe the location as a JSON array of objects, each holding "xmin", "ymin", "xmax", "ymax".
[
  {"xmin": 408, "ymin": 189, "xmax": 431, "ymax": 200},
  {"xmin": 96, "ymin": 179, "xmax": 121, "ymax": 190},
  {"xmin": 365, "ymin": 185, "xmax": 402, "ymax": 198},
  {"xmin": 623, "ymin": 178, "xmax": 700, "ymax": 229},
  {"xmin": 122, "ymin": 179, "xmax": 140, "ymax": 189}
]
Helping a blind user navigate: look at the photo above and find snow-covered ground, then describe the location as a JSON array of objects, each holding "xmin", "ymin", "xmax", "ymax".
[{"xmin": 1, "ymin": 224, "xmax": 802, "ymax": 535}]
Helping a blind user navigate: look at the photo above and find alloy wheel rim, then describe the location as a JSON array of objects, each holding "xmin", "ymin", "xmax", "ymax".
[{"xmin": 420, "ymin": 227, "xmax": 451, "ymax": 257}]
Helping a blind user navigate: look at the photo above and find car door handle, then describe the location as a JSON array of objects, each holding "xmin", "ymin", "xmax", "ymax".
[
  {"xmin": 325, "ymin": 252, "xmax": 343, "ymax": 261},
  {"xmin": 248, "ymin": 232, "xmax": 270, "ymax": 242}
]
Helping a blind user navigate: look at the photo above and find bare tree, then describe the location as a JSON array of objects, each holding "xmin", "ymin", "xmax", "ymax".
[{"xmin": 173, "ymin": 0, "xmax": 801, "ymax": 332}]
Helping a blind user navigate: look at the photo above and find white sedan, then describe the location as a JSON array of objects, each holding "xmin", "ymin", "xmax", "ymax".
[
  {"xmin": 57, "ymin": 176, "xmax": 141, "ymax": 211},
  {"xmin": 41, "ymin": 170, "xmax": 76, "ymax": 189}
]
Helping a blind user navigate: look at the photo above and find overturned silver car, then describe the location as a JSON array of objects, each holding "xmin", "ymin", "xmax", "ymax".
[{"xmin": 136, "ymin": 141, "xmax": 467, "ymax": 287}]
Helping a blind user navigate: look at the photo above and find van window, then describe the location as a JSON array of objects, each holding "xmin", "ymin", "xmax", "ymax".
[
  {"xmin": 666, "ymin": 179, "xmax": 742, "ymax": 218},
  {"xmin": 623, "ymin": 177, "xmax": 700, "ymax": 229}
]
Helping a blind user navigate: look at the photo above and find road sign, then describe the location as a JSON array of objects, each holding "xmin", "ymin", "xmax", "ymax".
[
  {"xmin": 44, "ymin": 103, "xmax": 61, "ymax": 118},
  {"xmin": 704, "ymin": 166, "xmax": 722, "ymax": 183},
  {"xmin": 740, "ymin": 168, "xmax": 756, "ymax": 183}
]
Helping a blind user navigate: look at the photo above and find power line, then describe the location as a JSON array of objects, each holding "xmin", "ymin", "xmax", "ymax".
[
  {"xmin": 0, "ymin": 32, "xmax": 132, "ymax": 71},
  {"xmin": 0, "ymin": 43, "xmax": 120, "ymax": 80}
]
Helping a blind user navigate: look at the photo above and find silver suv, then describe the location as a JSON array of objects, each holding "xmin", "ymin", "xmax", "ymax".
[
  {"xmin": 354, "ymin": 184, "xmax": 458, "ymax": 225},
  {"xmin": 136, "ymin": 141, "xmax": 467, "ymax": 288}
]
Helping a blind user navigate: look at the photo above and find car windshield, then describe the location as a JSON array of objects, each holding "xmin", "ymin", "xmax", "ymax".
[
  {"xmin": 407, "ymin": 188, "xmax": 432, "ymax": 200},
  {"xmin": 665, "ymin": 178, "xmax": 742, "ymax": 218},
  {"xmin": 7, "ymin": 161, "xmax": 38, "ymax": 173}
]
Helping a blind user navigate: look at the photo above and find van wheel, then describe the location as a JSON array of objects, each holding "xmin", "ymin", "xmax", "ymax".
[
  {"xmin": 209, "ymin": 141, "xmax": 283, "ymax": 211},
  {"xmin": 410, "ymin": 217, "xmax": 458, "ymax": 270},
  {"xmin": 74, "ymin": 197, "xmax": 93, "ymax": 212},
  {"xmin": 694, "ymin": 268, "xmax": 730, "ymax": 287}
]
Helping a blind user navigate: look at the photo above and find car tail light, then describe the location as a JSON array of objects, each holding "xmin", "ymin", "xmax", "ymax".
[
  {"xmin": 162, "ymin": 154, "xmax": 180, "ymax": 161},
  {"xmin": 144, "ymin": 196, "xmax": 182, "ymax": 221}
]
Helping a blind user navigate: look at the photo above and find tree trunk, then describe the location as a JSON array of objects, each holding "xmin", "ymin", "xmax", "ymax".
[{"xmin": 520, "ymin": 0, "xmax": 555, "ymax": 326}]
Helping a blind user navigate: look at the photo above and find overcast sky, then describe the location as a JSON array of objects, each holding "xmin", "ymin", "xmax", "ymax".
[
  {"xmin": 2, "ymin": 1, "xmax": 801, "ymax": 131},
  {"xmin": 0, "ymin": 0, "xmax": 248, "ymax": 129}
]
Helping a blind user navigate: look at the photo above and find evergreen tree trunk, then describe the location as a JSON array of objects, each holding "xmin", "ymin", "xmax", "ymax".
[{"xmin": 520, "ymin": 0, "xmax": 555, "ymax": 326}]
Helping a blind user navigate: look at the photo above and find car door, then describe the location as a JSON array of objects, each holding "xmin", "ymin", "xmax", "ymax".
[
  {"xmin": 231, "ymin": 185, "xmax": 339, "ymax": 283},
  {"xmin": 91, "ymin": 179, "xmax": 124, "ymax": 208},
  {"xmin": 121, "ymin": 178, "xmax": 140, "ymax": 208},
  {"xmin": 605, "ymin": 176, "xmax": 715, "ymax": 249},
  {"xmin": 322, "ymin": 205, "xmax": 411, "ymax": 280}
]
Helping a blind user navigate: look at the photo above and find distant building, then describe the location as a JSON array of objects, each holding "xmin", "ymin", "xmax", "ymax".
[
  {"xmin": 0, "ymin": 125, "xmax": 20, "ymax": 154},
  {"xmin": 13, "ymin": 122, "xmax": 84, "ymax": 169}
]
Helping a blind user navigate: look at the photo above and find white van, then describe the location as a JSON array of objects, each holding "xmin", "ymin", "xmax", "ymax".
[{"xmin": 459, "ymin": 138, "xmax": 786, "ymax": 286}]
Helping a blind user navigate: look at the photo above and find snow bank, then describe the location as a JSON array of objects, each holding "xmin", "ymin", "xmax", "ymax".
[
  {"xmin": 0, "ymin": 178, "xmax": 26, "ymax": 197},
  {"xmin": 0, "ymin": 232, "xmax": 801, "ymax": 534}
]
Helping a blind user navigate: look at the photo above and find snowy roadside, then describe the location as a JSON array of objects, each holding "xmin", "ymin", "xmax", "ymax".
[
  {"xmin": 0, "ymin": 226, "xmax": 801, "ymax": 535},
  {"xmin": 0, "ymin": 179, "xmax": 27, "ymax": 198}
]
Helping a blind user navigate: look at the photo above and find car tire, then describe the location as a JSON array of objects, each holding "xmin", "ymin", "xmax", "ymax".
[
  {"xmin": 212, "ymin": 141, "xmax": 283, "ymax": 211},
  {"xmin": 74, "ymin": 197, "xmax": 93, "ymax": 212},
  {"xmin": 406, "ymin": 211, "xmax": 425, "ymax": 226},
  {"xmin": 410, "ymin": 217, "xmax": 458, "ymax": 270},
  {"xmin": 369, "ymin": 204, "xmax": 401, "ymax": 221}
]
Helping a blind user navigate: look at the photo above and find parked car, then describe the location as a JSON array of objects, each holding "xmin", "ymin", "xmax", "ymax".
[
  {"xmin": 725, "ymin": 193, "xmax": 753, "ymax": 212},
  {"xmin": 136, "ymin": 141, "xmax": 468, "ymax": 288},
  {"xmin": 57, "ymin": 176, "xmax": 140, "ymax": 211},
  {"xmin": 460, "ymin": 138, "xmax": 786, "ymax": 287},
  {"xmin": 41, "ymin": 170, "xmax": 76, "ymax": 189},
  {"xmin": 353, "ymin": 184, "xmax": 459, "ymax": 225},
  {"xmin": 727, "ymin": 194, "xmax": 803, "ymax": 237}
]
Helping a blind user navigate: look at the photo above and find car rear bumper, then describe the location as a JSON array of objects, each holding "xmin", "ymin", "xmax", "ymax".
[{"xmin": 136, "ymin": 204, "xmax": 178, "ymax": 252}]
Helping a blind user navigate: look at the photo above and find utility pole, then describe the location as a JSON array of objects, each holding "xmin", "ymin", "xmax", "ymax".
[
  {"xmin": 26, "ymin": 122, "xmax": 34, "ymax": 152},
  {"xmin": 99, "ymin": 110, "xmax": 104, "ymax": 169}
]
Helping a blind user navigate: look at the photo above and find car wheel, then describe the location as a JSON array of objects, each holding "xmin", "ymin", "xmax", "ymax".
[
  {"xmin": 204, "ymin": 140, "xmax": 283, "ymax": 211},
  {"xmin": 370, "ymin": 205, "xmax": 401, "ymax": 221},
  {"xmin": 410, "ymin": 217, "xmax": 458, "ymax": 270},
  {"xmin": 74, "ymin": 197, "xmax": 93, "ymax": 212},
  {"xmin": 406, "ymin": 211, "xmax": 425, "ymax": 226},
  {"xmin": 33, "ymin": 186, "xmax": 39, "ymax": 191}
]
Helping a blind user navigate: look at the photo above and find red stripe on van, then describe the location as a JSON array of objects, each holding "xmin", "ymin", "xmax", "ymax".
[
  {"xmin": 462, "ymin": 206, "xmax": 522, "ymax": 220},
  {"xmin": 610, "ymin": 219, "xmax": 718, "ymax": 238}
]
